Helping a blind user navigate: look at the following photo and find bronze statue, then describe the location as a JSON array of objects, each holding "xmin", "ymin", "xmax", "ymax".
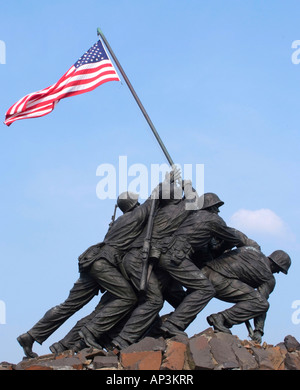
[
  {"xmin": 110, "ymin": 179, "xmax": 198, "ymax": 350},
  {"xmin": 156, "ymin": 193, "xmax": 256, "ymax": 337},
  {"xmin": 16, "ymin": 186, "xmax": 292, "ymax": 357},
  {"xmin": 16, "ymin": 180, "xmax": 165, "ymax": 357},
  {"xmin": 203, "ymin": 247, "xmax": 291, "ymax": 341}
]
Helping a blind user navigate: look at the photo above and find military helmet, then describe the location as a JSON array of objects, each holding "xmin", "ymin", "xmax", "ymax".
[
  {"xmin": 268, "ymin": 250, "xmax": 291, "ymax": 274},
  {"xmin": 117, "ymin": 192, "xmax": 139, "ymax": 213},
  {"xmin": 198, "ymin": 192, "xmax": 224, "ymax": 210}
]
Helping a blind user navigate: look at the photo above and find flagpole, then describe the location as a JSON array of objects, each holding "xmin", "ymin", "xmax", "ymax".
[{"xmin": 97, "ymin": 27, "xmax": 174, "ymax": 167}]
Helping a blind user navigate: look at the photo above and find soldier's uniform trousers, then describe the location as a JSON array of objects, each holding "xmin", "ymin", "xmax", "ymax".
[
  {"xmin": 201, "ymin": 266, "xmax": 269, "ymax": 327},
  {"xmin": 157, "ymin": 251, "xmax": 216, "ymax": 331},
  {"xmin": 28, "ymin": 258, "xmax": 137, "ymax": 344}
]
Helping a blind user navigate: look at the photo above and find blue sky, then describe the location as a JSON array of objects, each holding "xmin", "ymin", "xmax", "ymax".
[{"xmin": 0, "ymin": 1, "xmax": 299, "ymax": 363}]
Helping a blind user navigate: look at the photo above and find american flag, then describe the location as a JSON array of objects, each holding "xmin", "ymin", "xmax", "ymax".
[{"xmin": 4, "ymin": 40, "xmax": 120, "ymax": 126}]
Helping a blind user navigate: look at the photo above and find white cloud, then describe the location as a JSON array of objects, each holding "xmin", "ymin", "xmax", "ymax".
[{"xmin": 230, "ymin": 208, "xmax": 289, "ymax": 237}]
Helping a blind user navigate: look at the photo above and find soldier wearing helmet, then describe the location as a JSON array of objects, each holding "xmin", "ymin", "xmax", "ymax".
[
  {"xmin": 117, "ymin": 191, "xmax": 140, "ymax": 213},
  {"xmin": 192, "ymin": 193, "xmax": 260, "ymax": 265},
  {"xmin": 152, "ymin": 192, "xmax": 255, "ymax": 338},
  {"xmin": 203, "ymin": 247, "xmax": 291, "ymax": 343},
  {"xmin": 75, "ymin": 170, "xmax": 184, "ymax": 349},
  {"xmin": 198, "ymin": 192, "xmax": 224, "ymax": 213},
  {"xmin": 110, "ymin": 176, "xmax": 199, "ymax": 349},
  {"xmin": 17, "ymin": 173, "xmax": 170, "ymax": 357},
  {"xmin": 268, "ymin": 250, "xmax": 291, "ymax": 275}
]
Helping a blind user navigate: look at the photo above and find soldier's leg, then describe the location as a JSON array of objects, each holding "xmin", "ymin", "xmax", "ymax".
[
  {"xmin": 203, "ymin": 268, "xmax": 269, "ymax": 330},
  {"xmin": 156, "ymin": 267, "xmax": 187, "ymax": 308},
  {"xmin": 18, "ymin": 273, "xmax": 99, "ymax": 357},
  {"xmin": 158, "ymin": 253, "xmax": 215, "ymax": 335},
  {"xmin": 145, "ymin": 275, "xmax": 188, "ymax": 338},
  {"xmin": 219, "ymin": 279, "xmax": 269, "ymax": 327},
  {"xmin": 81, "ymin": 258, "xmax": 137, "ymax": 342},
  {"xmin": 136, "ymin": 267, "xmax": 188, "ymax": 339},
  {"xmin": 52, "ymin": 291, "xmax": 115, "ymax": 351},
  {"xmin": 111, "ymin": 248, "xmax": 164, "ymax": 348}
]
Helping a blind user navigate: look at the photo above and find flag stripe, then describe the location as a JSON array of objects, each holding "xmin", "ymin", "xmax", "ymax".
[
  {"xmin": 6, "ymin": 101, "xmax": 54, "ymax": 118},
  {"xmin": 4, "ymin": 105, "xmax": 55, "ymax": 125},
  {"xmin": 25, "ymin": 72, "xmax": 119, "ymax": 110},
  {"xmin": 25, "ymin": 65, "xmax": 117, "ymax": 105},
  {"xmin": 4, "ymin": 41, "xmax": 120, "ymax": 126}
]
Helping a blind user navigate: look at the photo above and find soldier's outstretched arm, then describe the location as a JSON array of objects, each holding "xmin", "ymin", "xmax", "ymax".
[
  {"xmin": 209, "ymin": 220, "xmax": 247, "ymax": 249},
  {"xmin": 209, "ymin": 214, "xmax": 261, "ymax": 251},
  {"xmin": 231, "ymin": 229, "xmax": 261, "ymax": 250}
]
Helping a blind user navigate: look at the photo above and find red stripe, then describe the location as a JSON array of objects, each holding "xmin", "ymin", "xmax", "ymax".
[
  {"xmin": 58, "ymin": 77, "xmax": 120, "ymax": 99},
  {"xmin": 23, "ymin": 68, "xmax": 116, "ymax": 111},
  {"xmin": 6, "ymin": 66, "xmax": 76, "ymax": 115},
  {"xmin": 43, "ymin": 68, "xmax": 115, "ymax": 96},
  {"xmin": 5, "ymin": 101, "xmax": 55, "ymax": 120},
  {"xmin": 73, "ymin": 63, "xmax": 115, "ymax": 76},
  {"xmin": 59, "ymin": 70, "xmax": 118, "ymax": 88},
  {"xmin": 4, "ymin": 55, "xmax": 120, "ymax": 126},
  {"xmin": 5, "ymin": 75, "xmax": 119, "ymax": 124},
  {"xmin": 26, "ymin": 73, "xmax": 119, "ymax": 111},
  {"xmin": 23, "ymin": 71, "xmax": 117, "ymax": 112},
  {"xmin": 7, "ymin": 64, "xmax": 117, "ymax": 115},
  {"xmin": 13, "ymin": 95, "xmax": 30, "ymax": 114},
  {"xmin": 5, "ymin": 104, "xmax": 55, "ymax": 125}
]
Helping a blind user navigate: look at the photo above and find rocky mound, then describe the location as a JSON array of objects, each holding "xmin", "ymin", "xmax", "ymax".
[{"xmin": 1, "ymin": 328, "xmax": 299, "ymax": 371}]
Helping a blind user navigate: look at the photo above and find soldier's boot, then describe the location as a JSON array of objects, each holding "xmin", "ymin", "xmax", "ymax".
[
  {"xmin": 17, "ymin": 332, "xmax": 38, "ymax": 358},
  {"xmin": 79, "ymin": 327, "xmax": 104, "ymax": 351},
  {"xmin": 49, "ymin": 342, "xmax": 67, "ymax": 354},
  {"xmin": 72, "ymin": 339, "xmax": 88, "ymax": 353},
  {"xmin": 160, "ymin": 321, "xmax": 187, "ymax": 338},
  {"xmin": 207, "ymin": 313, "xmax": 232, "ymax": 334},
  {"xmin": 111, "ymin": 336, "xmax": 130, "ymax": 351}
]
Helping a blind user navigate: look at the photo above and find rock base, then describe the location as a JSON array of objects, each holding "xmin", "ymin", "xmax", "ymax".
[{"xmin": 1, "ymin": 328, "xmax": 299, "ymax": 371}]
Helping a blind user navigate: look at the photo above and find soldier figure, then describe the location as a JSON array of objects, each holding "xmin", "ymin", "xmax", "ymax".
[
  {"xmin": 109, "ymin": 177, "xmax": 198, "ymax": 349},
  {"xmin": 17, "ymin": 183, "xmax": 292, "ymax": 356},
  {"xmin": 203, "ymin": 247, "xmax": 291, "ymax": 342},
  {"xmin": 17, "ymin": 175, "xmax": 168, "ymax": 358},
  {"xmin": 156, "ymin": 193, "xmax": 255, "ymax": 337}
]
